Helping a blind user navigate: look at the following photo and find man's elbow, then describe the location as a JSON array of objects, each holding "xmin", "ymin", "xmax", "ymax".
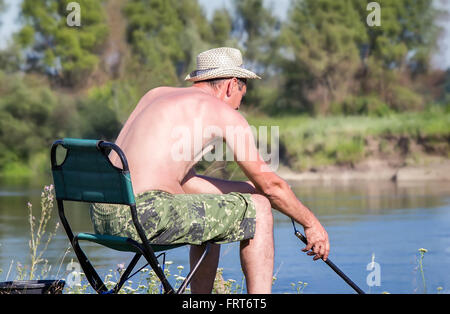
[{"xmin": 260, "ymin": 176, "xmax": 290, "ymax": 198}]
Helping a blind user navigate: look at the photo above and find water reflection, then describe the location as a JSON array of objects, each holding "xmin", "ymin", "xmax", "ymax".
[{"xmin": 288, "ymin": 180, "xmax": 449, "ymax": 224}]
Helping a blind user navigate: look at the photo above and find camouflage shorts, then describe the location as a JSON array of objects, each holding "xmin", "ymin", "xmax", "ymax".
[{"xmin": 89, "ymin": 190, "xmax": 256, "ymax": 245}]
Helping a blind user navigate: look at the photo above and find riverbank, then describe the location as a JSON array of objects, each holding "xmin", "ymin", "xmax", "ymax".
[
  {"xmin": 277, "ymin": 157, "xmax": 450, "ymax": 182},
  {"xmin": 1, "ymin": 108, "xmax": 449, "ymax": 183},
  {"xmin": 247, "ymin": 108, "xmax": 450, "ymax": 182}
]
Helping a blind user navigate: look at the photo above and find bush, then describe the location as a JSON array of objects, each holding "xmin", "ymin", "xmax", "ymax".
[
  {"xmin": 388, "ymin": 85, "xmax": 424, "ymax": 112},
  {"xmin": 330, "ymin": 95, "xmax": 393, "ymax": 117},
  {"xmin": 77, "ymin": 83, "xmax": 127, "ymax": 141},
  {"xmin": 0, "ymin": 73, "xmax": 61, "ymax": 176},
  {"xmin": 331, "ymin": 136, "xmax": 365, "ymax": 165}
]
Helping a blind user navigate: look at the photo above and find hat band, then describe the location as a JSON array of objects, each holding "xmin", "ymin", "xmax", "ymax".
[
  {"xmin": 192, "ymin": 65, "xmax": 245, "ymax": 77},
  {"xmin": 192, "ymin": 68, "xmax": 217, "ymax": 77}
]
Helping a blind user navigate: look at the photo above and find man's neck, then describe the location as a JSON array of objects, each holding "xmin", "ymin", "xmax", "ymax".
[{"xmin": 192, "ymin": 83, "xmax": 221, "ymax": 99}]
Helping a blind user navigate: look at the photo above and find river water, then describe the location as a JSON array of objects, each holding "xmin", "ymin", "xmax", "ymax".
[{"xmin": 0, "ymin": 177, "xmax": 449, "ymax": 294}]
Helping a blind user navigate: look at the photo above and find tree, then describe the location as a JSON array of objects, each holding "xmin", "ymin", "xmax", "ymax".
[
  {"xmin": 351, "ymin": 0, "xmax": 439, "ymax": 74},
  {"xmin": 124, "ymin": 0, "xmax": 213, "ymax": 89},
  {"xmin": 0, "ymin": 72, "xmax": 60, "ymax": 174},
  {"xmin": 210, "ymin": 10, "xmax": 233, "ymax": 47},
  {"xmin": 174, "ymin": 0, "xmax": 215, "ymax": 81},
  {"xmin": 443, "ymin": 70, "xmax": 450, "ymax": 105},
  {"xmin": 0, "ymin": 0, "xmax": 5, "ymax": 19},
  {"xmin": 233, "ymin": 0, "xmax": 279, "ymax": 70},
  {"xmin": 76, "ymin": 83, "xmax": 123, "ymax": 140},
  {"xmin": 231, "ymin": 0, "xmax": 281, "ymax": 111},
  {"xmin": 280, "ymin": 0, "xmax": 367, "ymax": 114},
  {"xmin": 17, "ymin": 0, "xmax": 109, "ymax": 87},
  {"xmin": 349, "ymin": 0, "xmax": 438, "ymax": 111}
]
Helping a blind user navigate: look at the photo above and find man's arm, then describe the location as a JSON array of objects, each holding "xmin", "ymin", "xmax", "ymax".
[{"xmin": 222, "ymin": 110, "xmax": 330, "ymax": 261}]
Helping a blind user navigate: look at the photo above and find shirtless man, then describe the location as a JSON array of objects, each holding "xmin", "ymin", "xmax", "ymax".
[{"xmin": 91, "ymin": 47, "xmax": 329, "ymax": 294}]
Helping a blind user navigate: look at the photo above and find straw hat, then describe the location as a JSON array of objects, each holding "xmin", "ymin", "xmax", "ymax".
[{"xmin": 185, "ymin": 47, "xmax": 261, "ymax": 82}]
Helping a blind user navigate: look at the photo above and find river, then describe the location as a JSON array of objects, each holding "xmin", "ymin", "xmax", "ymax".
[{"xmin": 0, "ymin": 177, "xmax": 449, "ymax": 294}]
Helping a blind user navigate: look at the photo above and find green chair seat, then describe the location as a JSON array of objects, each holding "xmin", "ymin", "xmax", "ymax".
[{"xmin": 76, "ymin": 233, "xmax": 185, "ymax": 253}]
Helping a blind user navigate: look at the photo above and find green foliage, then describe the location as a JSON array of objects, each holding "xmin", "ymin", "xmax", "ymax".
[
  {"xmin": 0, "ymin": 71, "xmax": 80, "ymax": 177},
  {"xmin": 389, "ymin": 85, "xmax": 424, "ymax": 112},
  {"xmin": 0, "ymin": 72, "xmax": 54, "ymax": 163},
  {"xmin": 279, "ymin": 0, "xmax": 367, "ymax": 114},
  {"xmin": 0, "ymin": 0, "xmax": 446, "ymax": 179},
  {"xmin": 232, "ymin": 0, "xmax": 280, "ymax": 111},
  {"xmin": 124, "ymin": 0, "xmax": 213, "ymax": 88},
  {"xmin": 353, "ymin": 0, "xmax": 437, "ymax": 111},
  {"xmin": 0, "ymin": 71, "xmax": 136, "ymax": 177},
  {"xmin": 74, "ymin": 80, "xmax": 141, "ymax": 141},
  {"xmin": 233, "ymin": 0, "xmax": 279, "ymax": 67},
  {"xmin": 124, "ymin": 0, "xmax": 183, "ymax": 77},
  {"xmin": 331, "ymin": 136, "xmax": 365, "ymax": 165},
  {"xmin": 249, "ymin": 108, "xmax": 450, "ymax": 171},
  {"xmin": 441, "ymin": 70, "xmax": 450, "ymax": 105},
  {"xmin": 331, "ymin": 95, "xmax": 393, "ymax": 117},
  {"xmin": 277, "ymin": 0, "xmax": 439, "ymax": 114},
  {"xmin": 17, "ymin": 0, "xmax": 109, "ymax": 86},
  {"xmin": 352, "ymin": 0, "xmax": 438, "ymax": 73},
  {"xmin": 210, "ymin": 10, "xmax": 233, "ymax": 46},
  {"xmin": 76, "ymin": 84, "xmax": 123, "ymax": 141}
]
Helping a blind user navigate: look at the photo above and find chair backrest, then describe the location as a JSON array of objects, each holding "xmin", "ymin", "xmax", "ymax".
[{"xmin": 51, "ymin": 138, "xmax": 135, "ymax": 206}]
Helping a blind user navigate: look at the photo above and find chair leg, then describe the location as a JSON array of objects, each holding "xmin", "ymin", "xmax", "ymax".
[
  {"xmin": 177, "ymin": 242, "xmax": 211, "ymax": 294},
  {"xmin": 128, "ymin": 243, "xmax": 175, "ymax": 294},
  {"xmin": 73, "ymin": 236, "xmax": 143, "ymax": 294},
  {"xmin": 72, "ymin": 236, "xmax": 108, "ymax": 293},
  {"xmin": 143, "ymin": 252, "xmax": 174, "ymax": 294},
  {"xmin": 59, "ymin": 200, "xmax": 108, "ymax": 293},
  {"xmin": 112, "ymin": 253, "xmax": 142, "ymax": 293}
]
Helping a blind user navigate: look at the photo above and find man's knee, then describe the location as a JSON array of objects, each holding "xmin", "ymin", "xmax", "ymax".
[{"xmin": 251, "ymin": 194, "xmax": 273, "ymax": 225}]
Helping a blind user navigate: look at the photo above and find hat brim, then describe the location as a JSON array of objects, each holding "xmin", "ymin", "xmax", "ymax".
[{"xmin": 185, "ymin": 67, "xmax": 261, "ymax": 82}]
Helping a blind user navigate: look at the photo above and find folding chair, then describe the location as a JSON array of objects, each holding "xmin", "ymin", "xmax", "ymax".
[{"xmin": 50, "ymin": 138, "xmax": 210, "ymax": 294}]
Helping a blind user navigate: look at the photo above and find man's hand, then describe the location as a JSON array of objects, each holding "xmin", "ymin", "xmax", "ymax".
[{"xmin": 302, "ymin": 222, "xmax": 329, "ymax": 261}]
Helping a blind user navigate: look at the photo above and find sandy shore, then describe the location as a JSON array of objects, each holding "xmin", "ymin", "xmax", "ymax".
[{"xmin": 277, "ymin": 158, "xmax": 450, "ymax": 183}]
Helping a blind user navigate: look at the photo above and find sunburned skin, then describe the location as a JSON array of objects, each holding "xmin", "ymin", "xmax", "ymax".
[{"xmin": 109, "ymin": 85, "xmax": 252, "ymax": 195}]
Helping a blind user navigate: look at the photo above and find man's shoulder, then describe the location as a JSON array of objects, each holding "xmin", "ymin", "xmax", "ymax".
[
  {"xmin": 143, "ymin": 86, "xmax": 177, "ymax": 98},
  {"xmin": 143, "ymin": 86, "xmax": 248, "ymax": 125},
  {"xmin": 145, "ymin": 86, "xmax": 221, "ymax": 104}
]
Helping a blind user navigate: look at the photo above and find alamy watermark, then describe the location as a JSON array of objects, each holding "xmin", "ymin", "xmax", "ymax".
[
  {"xmin": 64, "ymin": 2, "xmax": 380, "ymax": 28},
  {"xmin": 366, "ymin": 254, "xmax": 381, "ymax": 288},
  {"xmin": 170, "ymin": 120, "xmax": 280, "ymax": 172},
  {"xmin": 66, "ymin": 261, "xmax": 81, "ymax": 288},
  {"xmin": 66, "ymin": 2, "xmax": 81, "ymax": 27},
  {"xmin": 367, "ymin": 2, "xmax": 381, "ymax": 27}
]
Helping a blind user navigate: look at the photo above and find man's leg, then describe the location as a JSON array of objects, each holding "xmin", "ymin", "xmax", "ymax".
[
  {"xmin": 189, "ymin": 243, "xmax": 220, "ymax": 294},
  {"xmin": 181, "ymin": 171, "xmax": 273, "ymax": 293},
  {"xmin": 189, "ymin": 194, "xmax": 274, "ymax": 294},
  {"xmin": 240, "ymin": 194, "xmax": 274, "ymax": 293}
]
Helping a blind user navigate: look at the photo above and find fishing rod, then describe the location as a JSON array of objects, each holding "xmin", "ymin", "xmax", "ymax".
[{"xmin": 291, "ymin": 219, "xmax": 365, "ymax": 294}]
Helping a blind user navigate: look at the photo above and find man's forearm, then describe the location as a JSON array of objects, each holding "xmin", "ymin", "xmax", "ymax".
[{"xmin": 263, "ymin": 179, "xmax": 319, "ymax": 229}]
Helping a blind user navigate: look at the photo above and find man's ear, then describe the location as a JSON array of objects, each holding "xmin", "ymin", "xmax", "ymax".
[{"xmin": 226, "ymin": 78, "xmax": 236, "ymax": 97}]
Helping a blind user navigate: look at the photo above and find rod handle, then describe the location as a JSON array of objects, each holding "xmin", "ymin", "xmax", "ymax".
[{"xmin": 294, "ymin": 230, "xmax": 365, "ymax": 294}]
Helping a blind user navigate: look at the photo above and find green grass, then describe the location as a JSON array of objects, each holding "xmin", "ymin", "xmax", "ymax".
[
  {"xmin": 246, "ymin": 107, "xmax": 450, "ymax": 171},
  {"xmin": 248, "ymin": 107, "xmax": 450, "ymax": 137}
]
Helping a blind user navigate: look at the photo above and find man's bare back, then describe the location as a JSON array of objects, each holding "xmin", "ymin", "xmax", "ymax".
[{"xmin": 110, "ymin": 86, "xmax": 246, "ymax": 195}]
